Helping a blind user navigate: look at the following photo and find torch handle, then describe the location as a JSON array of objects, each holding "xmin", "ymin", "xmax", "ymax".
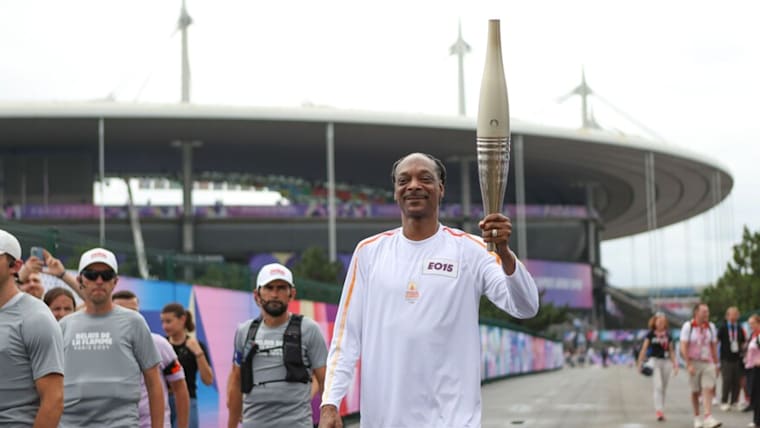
[{"xmin": 477, "ymin": 136, "xmax": 511, "ymax": 254}]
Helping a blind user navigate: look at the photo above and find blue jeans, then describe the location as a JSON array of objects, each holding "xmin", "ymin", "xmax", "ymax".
[{"xmin": 169, "ymin": 394, "xmax": 199, "ymax": 428}]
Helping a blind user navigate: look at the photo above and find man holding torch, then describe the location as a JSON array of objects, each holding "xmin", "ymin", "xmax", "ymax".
[
  {"xmin": 318, "ymin": 20, "xmax": 535, "ymax": 428},
  {"xmin": 318, "ymin": 150, "xmax": 538, "ymax": 427}
]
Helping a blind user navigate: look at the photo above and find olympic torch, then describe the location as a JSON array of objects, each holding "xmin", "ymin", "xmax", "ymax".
[{"xmin": 476, "ymin": 19, "xmax": 510, "ymax": 252}]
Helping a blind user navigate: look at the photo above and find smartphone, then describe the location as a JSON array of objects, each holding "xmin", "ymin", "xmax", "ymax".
[{"xmin": 30, "ymin": 246, "xmax": 46, "ymax": 265}]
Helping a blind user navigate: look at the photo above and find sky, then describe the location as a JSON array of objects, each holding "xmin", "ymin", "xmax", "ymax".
[{"xmin": 1, "ymin": 0, "xmax": 758, "ymax": 288}]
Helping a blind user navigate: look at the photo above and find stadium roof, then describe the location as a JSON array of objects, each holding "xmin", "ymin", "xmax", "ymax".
[{"xmin": 0, "ymin": 101, "xmax": 733, "ymax": 240}]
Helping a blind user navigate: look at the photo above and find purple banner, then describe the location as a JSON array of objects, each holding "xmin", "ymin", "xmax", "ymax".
[
  {"xmin": 5, "ymin": 203, "xmax": 592, "ymax": 221},
  {"xmin": 524, "ymin": 259, "xmax": 593, "ymax": 309}
]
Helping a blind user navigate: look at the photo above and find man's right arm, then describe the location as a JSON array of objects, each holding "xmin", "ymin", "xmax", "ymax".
[
  {"xmin": 169, "ymin": 378, "xmax": 190, "ymax": 428},
  {"xmin": 320, "ymin": 248, "xmax": 366, "ymax": 427},
  {"xmin": 679, "ymin": 324, "xmax": 694, "ymax": 374},
  {"xmin": 143, "ymin": 366, "xmax": 165, "ymax": 428},
  {"xmin": 44, "ymin": 255, "xmax": 84, "ymax": 300},
  {"xmin": 227, "ymin": 365, "xmax": 243, "ymax": 428},
  {"xmin": 26, "ymin": 308, "xmax": 65, "ymax": 428}
]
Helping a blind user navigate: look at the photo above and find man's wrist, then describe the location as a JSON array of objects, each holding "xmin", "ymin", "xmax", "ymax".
[
  {"xmin": 56, "ymin": 270, "xmax": 66, "ymax": 279},
  {"xmin": 194, "ymin": 352, "xmax": 205, "ymax": 359}
]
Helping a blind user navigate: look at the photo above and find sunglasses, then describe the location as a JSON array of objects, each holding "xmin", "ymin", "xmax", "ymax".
[{"xmin": 81, "ymin": 269, "xmax": 117, "ymax": 281}]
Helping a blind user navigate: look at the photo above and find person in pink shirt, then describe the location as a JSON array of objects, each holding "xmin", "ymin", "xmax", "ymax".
[
  {"xmin": 745, "ymin": 315, "xmax": 760, "ymax": 427},
  {"xmin": 680, "ymin": 303, "xmax": 721, "ymax": 428}
]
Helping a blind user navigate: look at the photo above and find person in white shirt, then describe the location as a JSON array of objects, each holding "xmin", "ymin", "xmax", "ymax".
[
  {"xmin": 318, "ymin": 153, "xmax": 539, "ymax": 428},
  {"xmin": 680, "ymin": 303, "xmax": 722, "ymax": 428}
]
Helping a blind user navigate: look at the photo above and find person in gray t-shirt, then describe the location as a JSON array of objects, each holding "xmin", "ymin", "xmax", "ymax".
[
  {"xmin": 59, "ymin": 247, "xmax": 163, "ymax": 428},
  {"xmin": 0, "ymin": 229, "xmax": 64, "ymax": 427},
  {"xmin": 227, "ymin": 263, "xmax": 328, "ymax": 428}
]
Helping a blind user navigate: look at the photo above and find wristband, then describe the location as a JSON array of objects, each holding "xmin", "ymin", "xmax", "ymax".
[{"xmin": 57, "ymin": 271, "xmax": 66, "ymax": 279}]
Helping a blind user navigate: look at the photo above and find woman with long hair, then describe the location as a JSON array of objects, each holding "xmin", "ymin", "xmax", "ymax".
[
  {"xmin": 638, "ymin": 312, "xmax": 679, "ymax": 422},
  {"xmin": 161, "ymin": 303, "xmax": 214, "ymax": 428}
]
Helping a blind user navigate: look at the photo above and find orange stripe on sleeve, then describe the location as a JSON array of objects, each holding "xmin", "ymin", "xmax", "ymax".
[{"xmin": 323, "ymin": 230, "xmax": 394, "ymax": 400}]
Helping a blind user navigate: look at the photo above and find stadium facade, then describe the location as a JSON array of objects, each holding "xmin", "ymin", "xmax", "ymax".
[{"xmin": 0, "ymin": 102, "xmax": 733, "ymax": 326}]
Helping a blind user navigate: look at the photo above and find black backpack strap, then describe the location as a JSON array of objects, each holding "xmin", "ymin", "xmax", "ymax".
[
  {"xmin": 283, "ymin": 314, "xmax": 310, "ymax": 383},
  {"xmin": 240, "ymin": 317, "xmax": 262, "ymax": 393}
]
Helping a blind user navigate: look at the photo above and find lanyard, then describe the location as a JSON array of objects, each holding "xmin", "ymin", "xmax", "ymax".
[
  {"xmin": 692, "ymin": 321, "xmax": 710, "ymax": 346},
  {"xmin": 729, "ymin": 323, "xmax": 737, "ymax": 342}
]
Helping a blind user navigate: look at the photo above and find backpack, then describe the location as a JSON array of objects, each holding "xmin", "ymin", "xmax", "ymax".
[{"xmin": 240, "ymin": 314, "xmax": 311, "ymax": 393}]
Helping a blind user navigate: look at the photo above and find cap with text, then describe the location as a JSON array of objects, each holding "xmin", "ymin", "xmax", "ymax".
[
  {"xmin": 78, "ymin": 248, "xmax": 119, "ymax": 274},
  {"xmin": 0, "ymin": 229, "xmax": 22, "ymax": 260},
  {"xmin": 256, "ymin": 263, "xmax": 294, "ymax": 289}
]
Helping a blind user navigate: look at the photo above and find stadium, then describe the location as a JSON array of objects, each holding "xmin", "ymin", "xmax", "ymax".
[{"xmin": 0, "ymin": 100, "xmax": 733, "ymax": 329}]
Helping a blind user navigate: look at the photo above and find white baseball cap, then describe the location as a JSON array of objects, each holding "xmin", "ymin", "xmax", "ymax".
[
  {"xmin": 0, "ymin": 229, "xmax": 22, "ymax": 260},
  {"xmin": 256, "ymin": 263, "xmax": 294, "ymax": 289},
  {"xmin": 78, "ymin": 248, "xmax": 119, "ymax": 274}
]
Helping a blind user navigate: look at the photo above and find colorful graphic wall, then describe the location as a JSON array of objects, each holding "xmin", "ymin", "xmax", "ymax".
[
  {"xmin": 480, "ymin": 325, "xmax": 564, "ymax": 379},
  {"xmin": 43, "ymin": 274, "xmax": 562, "ymax": 425},
  {"xmin": 112, "ymin": 276, "xmax": 361, "ymax": 427}
]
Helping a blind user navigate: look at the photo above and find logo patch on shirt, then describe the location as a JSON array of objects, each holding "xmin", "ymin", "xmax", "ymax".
[
  {"xmin": 71, "ymin": 331, "xmax": 113, "ymax": 351},
  {"xmin": 405, "ymin": 282, "xmax": 420, "ymax": 303},
  {"xmin": 422, "ymin": 259, "xmax": 458, "ymax": 278}
]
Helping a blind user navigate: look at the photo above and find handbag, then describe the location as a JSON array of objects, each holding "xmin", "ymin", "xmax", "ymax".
[{"xmin": 640, "ymin": 358, "xmax": 655, "ymax": 376}]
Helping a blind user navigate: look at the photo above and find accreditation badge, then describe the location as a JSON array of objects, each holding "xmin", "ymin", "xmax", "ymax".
[{"xmin": 731, "ymin": 340, "xmax": 739, "ymax": 353}]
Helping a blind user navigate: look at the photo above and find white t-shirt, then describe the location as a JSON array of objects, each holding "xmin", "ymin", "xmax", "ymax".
[
  {"xmin": 322, "ymin": 225, "xmax": 539, "ymax": 428},
  {"xmin": 138, "ymin": 334, "xmax": 185, "ymax": 428}
]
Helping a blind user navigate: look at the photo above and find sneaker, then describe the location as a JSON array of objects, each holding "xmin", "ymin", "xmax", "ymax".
[
  {"xmin": 694, "ymin": 416, "xmax": 703, "ymax": 428},
  {"xmin": 734, "ymin": 402, "xmax": 747, "ymax": 411},
  {"xmin": 655, "ymin": 410, "xmax": 665, "ymax": 421},
  {"xmin": 702, "ymin": 415, "xmax": 722, "ymax": 428},
  {"xmin": 719, "ymin": 403, "xmax": 730, "ymax": 411},
  {"xmin": 747, "ymin": 423, "xmax": 755, "ymax": 427}
]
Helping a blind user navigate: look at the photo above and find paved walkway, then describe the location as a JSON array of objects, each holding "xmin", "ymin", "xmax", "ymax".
[{"xmin": 348, "ymin": 365, "xmax": 753, "ymax": 427}]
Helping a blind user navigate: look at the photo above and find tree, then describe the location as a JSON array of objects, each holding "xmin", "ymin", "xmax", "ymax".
[
  {"xmin": 701, "ymin": 226, "xmax": 760, "ymax": 322},
  {"xmin": 291, "ymin": 247, "xmax": 343, "ymax": 284},
  {"xmin": 479, "ymin": 291, "xmax": 570, "ymax": 337},
  {"xmin": 195, "ymin": 263, "xmax": 251, "ymax": 290}
]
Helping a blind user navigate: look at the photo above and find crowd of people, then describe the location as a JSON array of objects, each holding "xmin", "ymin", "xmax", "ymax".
[
  {"xmin": 0, "ymin": 230, "xmax": 217, "ymax": 428},
  {"xmin": 634, "ymin": 303, "xmax": 760, "ymax": 428},
  {"xmin": 4, "ymin": 152, "xmax": 758, "ymax": 428},
  {"xmin": 1, "ymin": 152, "xmax": 541, "ymax": 427}
]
